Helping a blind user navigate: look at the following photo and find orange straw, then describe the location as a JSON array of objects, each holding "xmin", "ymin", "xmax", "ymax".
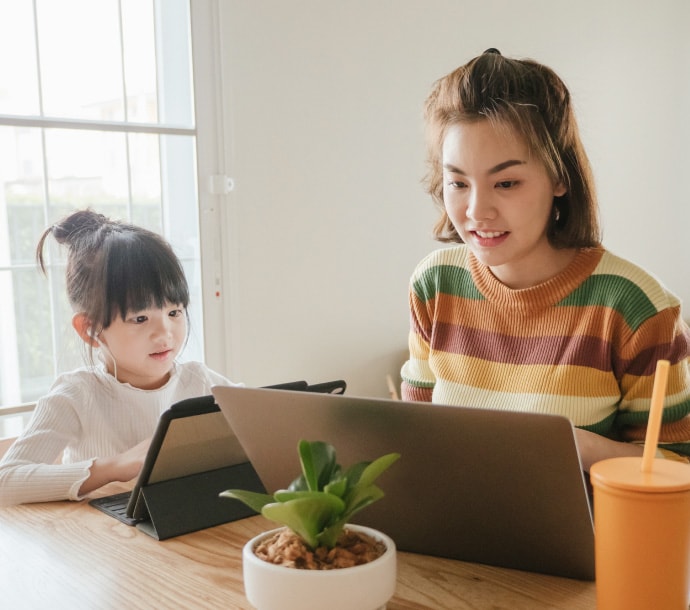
[{"xmin": 641, "ymin": 359, "xmax": 670, "ymax": 474}]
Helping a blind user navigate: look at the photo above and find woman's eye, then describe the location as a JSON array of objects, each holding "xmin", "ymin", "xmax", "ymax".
[
  {"xmin": 496, "ymin": 180, "xmax": 517, "ymax": 189},
  {"xmin": 447, "ymin": 180, "xmax": 467, "ymax": 189}
]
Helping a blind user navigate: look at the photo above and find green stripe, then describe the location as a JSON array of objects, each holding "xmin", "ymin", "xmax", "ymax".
[
  {"xmin": 658, "ymin": 442, "xmax": 690, "ymax": 457},
  {"xmin": 557, "ymin": 274, "xmax": 657, "ymax": 331},
  {"xmin": 577, "ymin": 411, "xmax": 618, "ymax": 435},
  {"xmin": 615, "ymin": 400, "xmax": 690, "ymax": 427},
  {"xmin": 401, "ymin": 378, "xmax": 435, "ymax": 389},
  {"xmin": 413, "ymin": 265, "xmax": 485, "ymax": 303}
]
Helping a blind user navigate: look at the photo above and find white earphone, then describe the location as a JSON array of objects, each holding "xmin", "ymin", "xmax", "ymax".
[
  {"xmin": 87, "ymin": 327, "xmax": 118, "ymax": 379},
  {"xmin": 87, "ymin": 327, "xmax": 102, "ymax": 346}
]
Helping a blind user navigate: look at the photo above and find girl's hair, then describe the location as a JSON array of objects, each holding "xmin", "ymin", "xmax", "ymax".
[
  {"xmin": 424, "ymin": 48, "xmax": 600, "ymax": 248},
  {"xmin": 36, "ymin": 209, "xmax": 190, "ymax": 338}
]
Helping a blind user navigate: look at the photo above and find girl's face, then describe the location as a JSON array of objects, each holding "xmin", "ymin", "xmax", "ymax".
[
  {"xmin": 442, "ymin": 120, "xmax": 570, "ymax": 289},
  {"xmin": 96, "ymin": 303, "xmax": 187, "ymax": 390}
]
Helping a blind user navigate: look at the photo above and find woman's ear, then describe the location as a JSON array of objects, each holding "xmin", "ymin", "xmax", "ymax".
[
  {"xmin": 72, "ymin": 313, "xmax": 99, "ymax": 347},
  {"xmin": 554, "ymin": 181, "xmax": 567, "ymax": 197}
]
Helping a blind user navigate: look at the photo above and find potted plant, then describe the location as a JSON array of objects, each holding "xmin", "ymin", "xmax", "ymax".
[{"xmin": 221, "ymin": 439, "xmax": 400, "ymax": 610}]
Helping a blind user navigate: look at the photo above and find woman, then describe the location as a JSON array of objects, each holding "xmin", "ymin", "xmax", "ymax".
[{"xmin": 401, "ymin": 49, "xmax": 690, "ymax": 470}]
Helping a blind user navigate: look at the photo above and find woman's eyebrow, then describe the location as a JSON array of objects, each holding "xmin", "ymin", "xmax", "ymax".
[
  {"xmin": 489, "ymin": 159, "xmax": 526, "ymax": 173},
  {"xmin": 443, "ymin": 159, "xmax": 526, "ymax": 175}
]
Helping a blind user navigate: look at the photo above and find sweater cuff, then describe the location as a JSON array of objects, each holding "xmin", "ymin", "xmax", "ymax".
[
  {"xmin": 658, "ymin": 448, "xmax": 690, "ymax": 463},
  {"xmin": 68, "ymin": 458, "xmax": 95, "ymax": 500}
]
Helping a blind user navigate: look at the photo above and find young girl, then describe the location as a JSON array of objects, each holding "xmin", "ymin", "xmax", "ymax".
[
  {"xmin": 0, "ymin": 209, "xmax": 238, "ymax": 506},
  {"xmin": 401, "ymin": 49, "xmax": 690, "ymax": 470}
]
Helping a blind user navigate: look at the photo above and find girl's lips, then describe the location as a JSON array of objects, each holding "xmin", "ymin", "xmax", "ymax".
[{"xmin": 149, "ymin": 349, "xmax": 173, "ymax": 361}]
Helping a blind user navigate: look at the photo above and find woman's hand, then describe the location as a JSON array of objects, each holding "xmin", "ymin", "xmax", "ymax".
[
  {"xmin": 574, "ymin": 428, "xmax": 643, "ymax": 472},
  {"xmin": 78, "ymin": 438, "xmax": 151, "ymax": 496}
]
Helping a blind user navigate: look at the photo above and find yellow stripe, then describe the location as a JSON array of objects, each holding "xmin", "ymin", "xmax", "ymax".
[
  {"xmin": 431, "ymin": 382, "xmax": 616, "ymax": 427},
  {"xmin": 407, "ymin": 331, "xmax": 429, "ymax": 360},
  {"xmin": 433, "ymin": 352, "xmax": 619, "ymax": 397}
]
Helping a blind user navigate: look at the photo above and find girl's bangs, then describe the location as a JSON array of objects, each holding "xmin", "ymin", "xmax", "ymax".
[{"xmin": 106, "ymin": 239, "xmax": 189, "ymax": 321}]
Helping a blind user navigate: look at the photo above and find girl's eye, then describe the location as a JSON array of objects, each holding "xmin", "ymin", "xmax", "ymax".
[
  {"xmin": 169, "ymin": 309, "xmax": 184, "ymax": 318},
  {"xmin": 133, "ymin": 315, "xmax": 148, "ymax": 324}
]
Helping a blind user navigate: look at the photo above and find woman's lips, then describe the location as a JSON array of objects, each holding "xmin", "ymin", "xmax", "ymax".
[{"xmin": 470, "ymin": 230, "xmax": 509, "ymax": 246}]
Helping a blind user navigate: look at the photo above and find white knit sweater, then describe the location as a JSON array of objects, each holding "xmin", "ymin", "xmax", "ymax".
[{"xmin": 0, "ymin": 360, "xmax": 237, "ymax": 506}]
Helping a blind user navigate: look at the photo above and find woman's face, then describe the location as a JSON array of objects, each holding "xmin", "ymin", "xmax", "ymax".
[{"xmin": 442, "ymin": 120, "xmax": 569, "ymax": 289}]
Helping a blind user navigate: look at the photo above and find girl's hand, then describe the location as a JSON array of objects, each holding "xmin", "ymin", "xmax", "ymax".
[
  {"xmin": 79, "ymin": 438, "xmax": 152, "ymax": 496},
  {"xmin": 112, "ymin": 438, "xmax": 151, "ymax": 482}
]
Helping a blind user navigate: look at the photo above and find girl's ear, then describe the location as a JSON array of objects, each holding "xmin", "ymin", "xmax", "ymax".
[{"xmin": 72, "ymin": 313, "xmax": 99, "ymax": 347}]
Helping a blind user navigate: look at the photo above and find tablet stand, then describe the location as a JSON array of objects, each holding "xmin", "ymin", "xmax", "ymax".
[{"xmin": 135, "ymin": 461, "xmax": 266, "ymax": 540}]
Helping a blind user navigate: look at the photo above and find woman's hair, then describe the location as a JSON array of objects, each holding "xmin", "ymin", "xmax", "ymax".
[
  {"xmin": 424, "ymin": 48, "xmax": 600, "ymax": 247},
  {"xmin": 36, "ymin": 209, "xmax": 190, "ymax": 338}
]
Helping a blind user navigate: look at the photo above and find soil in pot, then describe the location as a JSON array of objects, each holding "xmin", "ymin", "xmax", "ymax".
[{"xmin": 253, "ymin": 526, "xmax": 386, "ymax": 570}]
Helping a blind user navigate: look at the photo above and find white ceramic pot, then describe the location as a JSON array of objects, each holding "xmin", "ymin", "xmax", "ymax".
[{"xmin": 242, "ymin": 524, "xmax": 397, "ymax": 610}]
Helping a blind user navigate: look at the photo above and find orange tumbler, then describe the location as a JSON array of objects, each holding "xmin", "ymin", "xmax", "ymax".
[{"xmin": 590, "ymin": 457, "xmax": 690, "ymax": 610}]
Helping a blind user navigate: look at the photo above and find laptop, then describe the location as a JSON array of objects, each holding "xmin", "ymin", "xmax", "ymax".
[
  {"xmin": 89, "ymin": 380, "xmax": 346, "ymax": 539},
  {"xmin": 212, "ymin": 385, "xmax": 595, "ymax": 581}
]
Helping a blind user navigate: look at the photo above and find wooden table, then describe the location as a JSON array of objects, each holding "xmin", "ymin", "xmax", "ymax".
[{"xmin": 0, "ymin": 484, "xmax": 596, "ymax": 609}]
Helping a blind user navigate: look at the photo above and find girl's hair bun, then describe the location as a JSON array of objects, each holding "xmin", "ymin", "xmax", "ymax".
[{"xmin": 50, "ymin": 209, "xmax": 109, "ymax": 248}]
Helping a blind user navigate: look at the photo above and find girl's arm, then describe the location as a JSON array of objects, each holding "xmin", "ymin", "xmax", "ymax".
[
  {"xmin": 78, "ymin": 438, "xmax": 150, "ymax": 495},
  {"xmin": 0, "ymin": 396, "xmax": 84, "ymax": 506}
]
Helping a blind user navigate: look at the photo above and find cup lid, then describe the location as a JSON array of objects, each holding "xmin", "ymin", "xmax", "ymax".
[{"xmin": 590, "ymin": 457, "xmax": 690, "ymax": 492}]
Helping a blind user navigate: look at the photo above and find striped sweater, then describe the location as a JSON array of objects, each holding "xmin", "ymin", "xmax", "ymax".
[{"xmin": 401, "ymin": 245, "xmax": 690, "ymax": 457}]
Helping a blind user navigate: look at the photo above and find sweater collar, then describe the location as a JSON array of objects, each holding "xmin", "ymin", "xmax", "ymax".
[
  {"xmin": 469, "ymin": 246, "xmax": 605, "ymax": 310},
  {"xmin": 94, "ymin": 356, "xmax": 180, "ymax": 393}
]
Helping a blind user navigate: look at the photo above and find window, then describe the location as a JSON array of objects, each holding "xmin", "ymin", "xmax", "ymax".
[{"xmin": 0, "ymin": 0, "xmax": 208, "ymax": 429}]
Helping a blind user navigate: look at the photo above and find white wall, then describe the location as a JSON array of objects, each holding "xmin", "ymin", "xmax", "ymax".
[{"xmin": 214, "ymin": 0, "xmax": 690, "ymax": 397}]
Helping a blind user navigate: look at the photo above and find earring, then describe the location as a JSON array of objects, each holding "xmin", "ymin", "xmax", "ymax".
[{"xmin": 553, "ymin": 206, "xmax": 561, "ymax": 223}]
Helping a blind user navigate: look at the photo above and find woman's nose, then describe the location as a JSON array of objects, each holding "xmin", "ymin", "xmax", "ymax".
[{"xmin": 466, "ymin": 188, "xmax": 497, "ymax": 221}]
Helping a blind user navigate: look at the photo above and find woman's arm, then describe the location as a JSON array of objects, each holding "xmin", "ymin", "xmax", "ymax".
[{"xmin": 574, "ymin": 428, "xmax": 644, "ymax": 472}]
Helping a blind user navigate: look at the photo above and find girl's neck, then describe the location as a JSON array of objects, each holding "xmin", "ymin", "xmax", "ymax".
[{"xmin": 100, "ymin": 354, "xmax": 174, "ymax": 390}]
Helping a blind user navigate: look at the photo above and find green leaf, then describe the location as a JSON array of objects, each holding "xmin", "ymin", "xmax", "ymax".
[
  {"xmin": 297, "ymin": 440, "xmax": 339, "ymax": 491},
  {"xmin": 342, "ymin": 461, "xmax": 368, "ymax": 489},
  {"xmin": 273, "ymin": 489, "xmax": 330, "ymax": 503},
  {"xmin": 219, "ymin": 489, "xmax": 275, "ymax": 513},
  {"xmin": 287, "ymin": 473, "xmax": 309, "ymax": 492},
  {"xmin": 317, "ymin": 518, "xmax": 349, "ymax": 548},
  {"xmin": 222, "ymin": 441, "xmax": 400, "ymax": 550},
  {"xmin": 342, "ymin": 484, "xmax": 385, "ymax": 519},
  {"xmin": 324, "ymin": 476, "xmax": 347, "ymax": 498},
  {"xmin": 262, "ymin": 493, "xmax": 345, "ymax": 549},
  {"xmin": 356, "ymin": 453, "xmax": 400, "ymax": 488}
]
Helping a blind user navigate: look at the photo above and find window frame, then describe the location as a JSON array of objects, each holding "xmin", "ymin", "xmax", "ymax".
[{"xmin": 0, "ymin": 0, "xmax": 228, "ymax": 426}]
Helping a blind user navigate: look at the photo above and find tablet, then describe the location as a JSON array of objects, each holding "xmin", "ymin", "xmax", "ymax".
[{"xmin": 89, "ymin": 379, "xmax": 347, "ymax": 531}]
